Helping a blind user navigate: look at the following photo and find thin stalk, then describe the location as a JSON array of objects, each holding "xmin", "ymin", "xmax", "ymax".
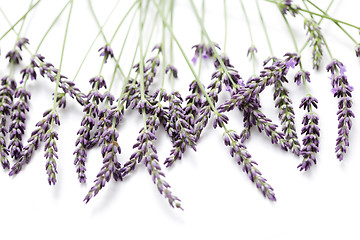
[
  {"xmin": 108, "ymin": 6, "xmax": 138, "ymax": 91},
  {"xmin": 299, "ymin": 0, "xmax": 334, "ymax": 54},
  {"xmin": 169, "ymin": 0, "xmax": 175, "ymax": 90},
  {"xmin": 151, "ymin": 0, "xmax": 220, "ymax": 115},
  {"xmin": 139, "ymin": 1, "xmax": 146, "ymax": 103},
  {"xmin": 282, "ymin": 13, "xmax": 298, "ymax": 52},
  {"xmin": 72, "ymin": 0, "xmax": 121, "ymax": 82},
  {"xmin": 0, "ymin": 0, "xmax": 41, "ymax": 41},
  {"xmin": 305, "ymin": 0, "xmax": 357, "ymax": 44},
  {"xmin": 255, "ymin": 0, "xmax": 274, "ymax": 56},
  {"xmin": 161, "ymin": 0, "xmax": 166, "ymax": 89},
  {"xmin": 223, "ymin": 0, "xmax": 228, "ymax": 53},
  {"xmin": 36, "ymin": 0, "xmax": 71, "ymax": 53},
  {"xmin": 52, "ymin": 0, "xmax": 73, "ymax": 110},
  {"xmin": 240, "ymin": 0, "xmax": 256, "ymax": 75},
  {"xmin": 189, "ymin": 0, "xmax": 237, "ymax": 87}
]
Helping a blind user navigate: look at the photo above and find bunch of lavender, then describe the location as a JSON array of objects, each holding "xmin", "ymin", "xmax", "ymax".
[
  {"xmin": 326, "ymin": 60, "xmax": 354, "ymax": 161},
  {"xmin": 298, "ymin": 95, "xmax": 320, "ymax": 171}
]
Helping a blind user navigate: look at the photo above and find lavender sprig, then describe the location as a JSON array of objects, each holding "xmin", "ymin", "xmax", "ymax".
[
  {"xmin": 84, "ymin": 118, "xmax": 122, "ymax": 203},
  {"xmin": 8, "ymin": 88, "xmax": 30, "ymax": 160},
  {"xmin": 326, "ymin": 59, "xmax": 354, "ymax": 161},
  {"xmin": 223, "ymin": 129, "xmax": 276, "ymax": 201},
  {"xmin": 0, "ymin": 76, "xmax": 16, "ymax": 169},
  {"xmin": 43, "ymin": 111, "xmax": 60, "ymax": 185},
  {"xmin": 191, "ymin": 42, "xmax": 220, "ymax": 64},
  {"xmin": 164, "ymin": 92, "xmax": 196, "ymax": 167},
  {"xmin": 298, "ymin": 95, "xmax": 320, "ymax": 171},
  {"xmin": 74, "ymin": 76, "xmax": 107, "ymax": 183},
  {"xmin": 9, "ymin": 111, "xmax": 48, "ymax": 175},
  {"xmin": 121, "ymin": 114, "xmax": 183, "ymax": 210},
  {"xmin": 304, "ymin": 18, "xmax": 324, "ymax": 70},
  {"xmin": 274, "ymin": 77, "xmax": 300, "ymax": 155}
]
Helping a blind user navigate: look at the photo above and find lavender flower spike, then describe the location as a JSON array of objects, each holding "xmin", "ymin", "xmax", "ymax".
[
  {"xmin": 0, "ymin": 76, "xmax": 17, "ymax": 169},
  {"xmin": 326, "ymin": 59, "xmax": 354, "ymax": 161},
  {"xmin": 224, "ymin": 131, "xmax": 276, "ymax": 201},
  {"xmin": 304, "ymin": 19, "xmax": 324, "ymax": 70},
  {"xmin": 298, "ymin": 95, "xmax": 320, "ymax": 171}
]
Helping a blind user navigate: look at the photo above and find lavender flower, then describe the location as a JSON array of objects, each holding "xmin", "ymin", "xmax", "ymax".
[
  {"xmin": 9, "ymin": 110, "xmax": 49, "ymax": 175},
  {"xmin": 98, "ymin": 44, "xmax": 114, "ymax": 63},
  {"xmin": 223, "ymin": 130, "xmax": 276, "ymax": 201},
  {"xmin": 5, "ymin": 38, "xmax": 29, "ymax": 64},
  {"xmin": 164, "ymin": 92, "xmax": 196, "ymax": 167},
  {"xmin": 247, "ymin": 45, "xmax": 257, "ymax": 58},
  {"xmin": 84, "ymin": 121, "xmax": 122, "ymax": 203},
  {"xmin": 274, "ymin": 79, "xmax": 300, "ymax": 155},
  {"xmin": 121, "ymin": 115, "xmax": 183, "ymax": 209},
  {"xmin": 304, "ymin": 18, "xmax": 324, "ymax": 70},
  {"xmin": 184, "ymin": 80, "xmax": 203, "ymax": 129},
  {"xmin": 0, "ymin": 76, "xmax": 16, "ymax": 169},
  {"xmin": 298, "ymin": 96, "xmax": 320, "ymax": 171},
  {"xmin": 294, "ymin": 70, "xmax": 310, "ymax": 85},
  {"xmin": 165, "ymin": 65, "xmax": 178, "ymax": 78},
  {"xmin": 355, "ymin": 43, "xmax": 360, "ymax": 58},
  {"xmin": 8, "ymin": 88, "xmax": 30, "ymax": 160},
  {"xmin": 191, "ymin": 42, "xmax": 220, "ymax": 64},
  {"xmin": 326, "ymin": 59, "xmax": 354, "ymax": 161},
  {"xmin": 278, "ymin": 0, "xmax": 299, "ymax": 16},
  {"xmin": 43, "ymin": 111, "xmax": 60, "ymax": 185},
  {"xmin": 74, "ymin": 76, "xmax": 107, "ymax": 182}
]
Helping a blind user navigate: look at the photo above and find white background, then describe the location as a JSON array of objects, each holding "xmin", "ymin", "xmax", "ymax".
[{"xmin": 1, "ymin": 0, "xmax": 360, "ymax": 239}]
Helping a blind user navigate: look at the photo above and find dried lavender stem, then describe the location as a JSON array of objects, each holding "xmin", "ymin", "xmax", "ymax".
[
  {"xmin": 305, "ymin": 0, "xmax": 357, "ymax": 44},
  {"xmin": 0, "ymin": 0, "xmax": 41, "ymax": 41},
  {"xmin": 255, "ymin": 0, "xmax": 273, "ymax": 56}
]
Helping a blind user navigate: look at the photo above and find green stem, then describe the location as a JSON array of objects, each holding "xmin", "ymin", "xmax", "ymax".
[
  {"xmin": 256, "ymin": 0, "xmax": 274, "ymax": 56},
  {"xmin": 161, "ymin": 0, "xmax": 167, "ymax": 89},
  {"xmin": 72, "ymin": 0, "xmax": 127, "ymax": 83},
  {"xmin": 108, "ymin": 6, "xmax": 138, "ymax": 91},
  {"xmin": 36, "ymin": 0, "xmax": 71, "ymax": 53},
  {"xmin": 306, "ymin": 0, "xmax": 357, "ymax": 44},
  {"xmin": 282, "ymin": 13, "xmax": 298, "ymax": 52},
  {"xmin": 0, "ymin": 0, "xmax": 41, "ymax": 41},
  {"xmin": 151, "ymin": 0, "xmax": 220, "ymax": 116},
  {"xmin": 139, "ymin": 1, "xmax": 146, "ymax": 102},
  {"xmin": 298, "ymin": 0, "xmax": 334, "ymax": 54},
  {"xmin": 169, "ymin": 0, "xmax": 175, "ymax": 91},
  {"xmin": 223, "ymin": 0, "xmax": 228, "ymax": 53},
  {"xmin": 189, "ymin": 0, "xmax": 236, "ymax": 87},
  {"xmin": 53, "ymin": 0, "xmax": 73, "ymax": 110}
]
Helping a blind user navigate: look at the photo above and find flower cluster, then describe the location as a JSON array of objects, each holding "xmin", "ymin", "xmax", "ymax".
[
  {"xmin": 164, "ymin": 92, "xmax": 196, "ymax": 167},
  {"xmin": 223, "ymin": 130, "xmax": 276, "ymax": 201},
  {"xmin": 297, "ymin": 95, "xmax": 320, "ymax": 171},
  {"xmin": 191, "ymin": 42, "xmax": 220, "ymax": 64},
  {"xmin": 326, "ymin": 59, "xmax": 355, "ymax": 161},
  {"xmin": 0, "ymin": 77, "xmax": 17, "ymax": 169},
  {"xmin": 304, "ymin": 18, "xmax": 324, "ymax": 70}
]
